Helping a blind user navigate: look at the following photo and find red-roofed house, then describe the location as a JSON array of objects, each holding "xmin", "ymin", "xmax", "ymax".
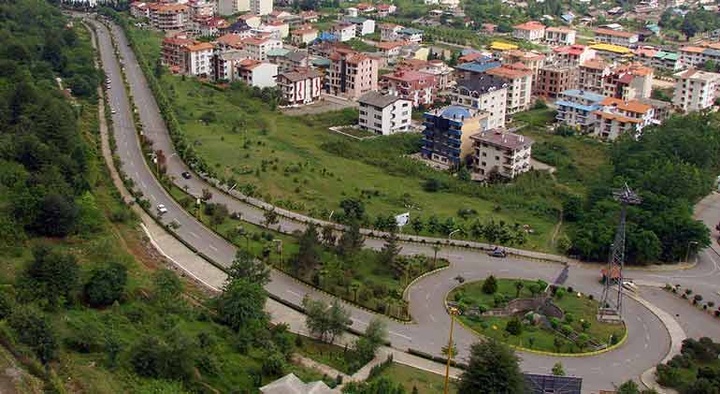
[
  {"xmin": 290, "ymin": 25, "xmax": 318, "ymax": 45},
  {"xmin": 328, "ymin": 48, "xmax": 378, "ymax": 99},
  {"xmin": 381, "ymin": 69, "xmax": 436, "ymax": 107},
  {"xmin": 379, "ymin": 23, "xmax": 404, "ymax": 41},
  {"xmin": 592, "ymin": 97, "xmax": 654, "ymax": 140},
  {"xmin": 486, "ymin": 63, "xmax": 533, "ymax": 114},
  {"xmin": 512, "ymin": 21, "xmax": 546, "ymax": 43},
  {"xmin": 237, "ymin": 59, "xmax": 278, "ymax": 87},
  {"xmin": 161, "ymin": 35, "xmax": 214, "ymax": 76},
  {"xmin": 552, "ymin": 45, "xmax": 596, "ymax": 66},
  {"xmin": 376, "ymin": 4, "xmax": 397, "ymax": 17}
]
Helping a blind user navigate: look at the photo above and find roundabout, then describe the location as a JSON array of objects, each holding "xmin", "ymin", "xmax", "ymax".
[{"xmin": 446, "ymin": 277, "xmax": 626, "ymax": 355}]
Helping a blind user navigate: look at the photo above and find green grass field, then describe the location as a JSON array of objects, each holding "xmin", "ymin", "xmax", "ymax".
[
  {"xmin": 449, "ymin": 279, "xmax": 625, "ymax": 354},
  {"xmin": 377, "ymin": 363, "xmax": 457, "ymax": 393}
]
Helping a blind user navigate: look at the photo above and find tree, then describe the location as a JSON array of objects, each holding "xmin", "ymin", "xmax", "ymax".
[
  {"xmin": 303, "ymin": 297, "xmax": 350, "ymax": 344},
  {"xmin": 8, "ymin": 307, "xmax": 58, "ymax": 363},
  {"xmin": 410, "ymin": 217, "xmax": 424, "ymax": 235},
  {"xmin": 263, "ymin": 209, "xmax": 279, "ymax": 228},
  {"xmin": 378, "ymin": 231, "xmax": 402, "ymax": 267},
  {"xmin": 482, "ymin": 275, "xmax": 498, "ymax": 295},
  {"xmin": 215, "ymin": 278, "xmax": 268, "ymax": 332},
  {"xmin": 514, "ymin": 280, "xmax": 525, "ymax": 298},
  {"xmin": 458, "ymin": 340, "xmax": 524, "ymax": 394},
  {"xmin": 616, "ymin": 380, "xmax": 640, "ymax": 394},
  {"xmin": 340, "ymin": 198, "xmax": 365, "ymax": 222},
  {"xmin": 152, "ymin": 269, "xmax": 183, "ymax": 306},
  {"xmin": 552, "ymin": 362, "xmax": 565, "ymax": 376},
  {"xmin": 84, "ymin": 262, "xmax": 128, "ymax": 307},
  {"xmin": 32, "ymin": 193, "xmax": 79, "ymax": 237},
  {"xmin": 505, "ymin": 318, "xmax": 523, "ymax": 336},
  {"xmin": 293, "ymin": 224, "xmax": 321, "ymax": 274},
  {"xmin": 338, "ymin": 221, "xmax": 364, "ymax": 256},
  {"xmin": 129, "ymin": 332, "xmax": 197, "ymax": 381},
  {"xmin": 321, "ymin": 225, "xmax": 337, "ymax": 248},
  {"xmin": 442, "ymin": 340, "xmax": 458, "ymax": 360},
  {"xmin": 22, "ymin": 245, "xmax": 79, "ymax": 307},
  {"xmin": 327, "ymin": 300, "xmax": 351, "ymax": 344},
  {"xmin": 343, "ymin": 376, "xmax": 405, "ymax": 394},
  {"xmin": 227, "ymin": 249, "xmax": 270, "ymax": 285},
  {"xmin": 355, "ymin": 317, "xmax": 387, "ymax": 361}
]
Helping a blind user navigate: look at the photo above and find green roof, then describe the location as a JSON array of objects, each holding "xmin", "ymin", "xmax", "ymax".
[
  {"xmin": 267, "ymin": 48, "xmax": 291, "ymax": 57},
  {"xmin": 311, "ymin": 57, "xmax": 331, "ymax": 67}
]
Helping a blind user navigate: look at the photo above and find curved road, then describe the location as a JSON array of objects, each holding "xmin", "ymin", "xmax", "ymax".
[{"xmin": 89, "ymin": 15, "xmax": 720, "ymax": 392}]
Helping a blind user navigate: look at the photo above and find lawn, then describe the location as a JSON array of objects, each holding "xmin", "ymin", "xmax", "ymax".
[
  {"xmin": 294, "ymin": 335, "xmax": 358, "ymax": 375},
  {"xmin": 124, "ymin": 21, "xmax": 565, "ymax": 253},
  {"xmin": 449, "ymin": 279, "xmax": 626, "ymax": 354},
  {"xmin": 376, "ymin": 363, "xmax": 457, "ymax": 394}
]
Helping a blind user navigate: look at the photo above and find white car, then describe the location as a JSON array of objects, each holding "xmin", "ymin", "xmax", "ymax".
[
  {"xmin": 157, "ymin": 204, "xmax": 168, "ymax": 214},
  {"xmin": 622, "ymin": 281, "xmax": 638, "ymax": 293}
]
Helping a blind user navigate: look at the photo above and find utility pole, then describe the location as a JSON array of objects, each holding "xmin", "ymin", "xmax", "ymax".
[{"xmin": 444, "ymin": 306, "xmax": 459, "ymax": 394}]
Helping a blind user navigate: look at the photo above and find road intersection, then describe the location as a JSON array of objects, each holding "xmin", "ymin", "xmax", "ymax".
[{"xmin": 89, "ymin": 15, "xmax": 720, "ymax": 392}]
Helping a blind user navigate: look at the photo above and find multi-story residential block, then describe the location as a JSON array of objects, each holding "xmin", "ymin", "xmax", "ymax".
[
  {"xmin": 512, "ymin": 21, "xmax": 546, "ymax": 42},
  {"xmin": 591, "ymin": 97, "xmax": 654, "ymax": 140},
  {"xmin": 237, "ymin": 59, "xmax": 277, "ymax": 87},
  {"xmin": 502, "ymin": 50, "xmax": 546, "ymax": 85},
  {"xmin": 470, "ymin": 129, "xmax": 533, "ymax": 180},
  {"xmin": 374, "ymin": 41, "xmax": 406, "ymax": 60},
  {"xmin": 593, "ymin": 28, "xmax": 639, "ymax": 47},
  {"xmin": 602, "ymin": 62, "xmax": 654, "ymax": 100},
  {"xmin": 578, "ymin": 57, "xmax": 610, "ymax": 94},
  {"xmin": 239, "ymin": 14, "xmax": 261, "ymax": 28},
  {"xmin": 212, "ymin": 50, "xmax": 248, "ymax": 81},
  {"xmin": 535, "ymin": 63, "xmax": 578, "ymax": 98},
  {"xmin": 357, "ymin": 92, "xmax": 412, "ymax": 135},
  {"xmin": 673, "ymin": 68, "xmax": 720, "ymax": 112},
  {"xmin": 381, "ymin": 69, "xmax": 436, "ymax": 107},
  {"xmin": 186, "ymin": 42, "xmax": 214, "ymax": 76},
  {"xmin": 268, "ymin": 50, "xmax": 309, "ymax": 73},
  {"xmin": 331, "ymin": 22, "xmax": 357, "ymax": 42},
  {"xmin": 454, "ymin": 55, "xmax": 502, "ymax": 79},
  {"xmin": 194, "ymin": 17, "xmax": 229, "ymax": 37},
  {"xmin": 552, "ymin": 44, "xmax": 596, "ymax": 66},
  {"xmin": 188, "ymin": 0, "xmax": 215, "ymax": 20},
  {"xmin": 130, "ymin": 2, "xmax": 150, "ymax": 19},
  {"xmin": 217, "ymin": 0, "xmax": 249, "ymax": 16},
  {"xmin": 345, "ymin": 17, "xmax": 376, "ymax": 36},
  {"xmin": 276, "ymin": 68, "xmax": 323, "ymax": 106},
  {"xmin": 250, "ymin": 0, "xmax": 273, "ymax": 15},
  {"xmin": 299, "ymin": 11, "xmax": 319, "ymax": 23},
  {"xmin": 420, "ymin": 59, "xmax": 454, "ymax": 91},
  {"xmin": 242, "ymin": 37, "xmax": 282, "ymax": 61},
  {"xmin": 397, "ymin": 27, "xmax": 423, "ymax": 43},
  {"xmin": 589, "ymin": 43, "xmax": 633, "ymax": 62},
  {"xmin": 148, "ymin": 3, "xmax": 189, "ymax": 31},
  {"xmin": 555, "ymin": 89, "xmax": 606, "ymax": 131},
  {"xmin": 486, "ymin": 63, "xmax": 533, "ymax": 115},
  {"xmin": 290, "ymin": 25, "xmax": 318, "ymax": 45},
  {"xmin": 637, "ymin": 97, "xmax": 672, "ymax": 123},
  {"xmin": 677, "ymin": 43, "xmax": 720, "ymax": 70},
  {"xmin": 215, "ymin": 33, "xmax": 247, "ymax": 51},
  {"xmin": 161, "ymin": 35, "xmax": 212, "ymax": 76},
  {"xmin": 265, "ymin": 20, "xmax": 289, "ymax": 38},
  {"xmin": 379, "ymin": 23, "xmax": 403, "ymax": 41},
  {"xmin": 452, "ymin": 75, "xmax": 508, "ymax": 129},
  {"xmin": 162, "ymin": 35, "xmax": 193, "ymax": 74},
  {"xmin": 545, "ymin": 27, "xmax": 576, "ymax": 45},
  {"xmin": 634, "ymin": 48, "xmax": 678, "ymax": 71},
  {"xmin": 376, "ymin": 4, "xmax": 397, "ymax": 17},
  {"xmin": 327, "ymin": 48, "xmax": 378, "ymax": 99},
  {"xmin": 421, "ymin": 106, "xmax": 490, "ymax": 167}
]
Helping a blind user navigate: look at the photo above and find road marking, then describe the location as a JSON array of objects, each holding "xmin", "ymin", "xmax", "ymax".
[
  {"xmin": 389, "ymin": 330, "xmax": 411, "ymax": 340},
  {"xmin": 429, "ymin": 314, "xmax": 436, "ymax": 322},
  {"xmin": 645, "ymin": 343, "xmax": 649, "ymax": 349},
  {"xmin": 189, "ymin": 231, "xmax": 199, "ymax": 239},
  {"xmin": 286, "ymin": 290, "xmax": 302, "ymax": 298},
  {"xmin": 208, "ymin": 244, "xmax": 218, "ymax": 251},
  {"xmin": 425, "ymin": 293, "xmax": 430, "ymax": 301}
]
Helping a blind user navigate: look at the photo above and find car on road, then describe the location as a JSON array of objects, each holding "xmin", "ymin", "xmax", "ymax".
[
  {"xmin": 622, "ymin": 280, "xmax": 638, "ymax": 292},
  {"xmin": 181, "ymin": 171, "xmax": 192, "ymax": 179},
  {"xmin": 488, "ymin": 248, "xmax": 507, "ymax": 258},
  {"xmin": 111, "ymin": 109, "xmax": 117, "ymax": 114},
  {"xmin": 157, "ymin": 204, "xmax": 168, "ymax": 214}
]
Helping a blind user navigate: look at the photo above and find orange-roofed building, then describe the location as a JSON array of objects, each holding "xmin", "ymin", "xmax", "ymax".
[
  {"xmin": 327, "ymin": 48, "xmax": 378, "ymax": 99},
  {"xmin": 593, "ymin": 28, "xmax": 639, "ymax": 47},
  {"xmin": 552, "ymin": 44, "xmax": 596, "ymax": 66},
  {"xmin": 545, "ymin": 26, "xmax": 576, "ymax": 46},
  {"xmin": 290, "ymin": 25, "xmax": 318, "ymax": 45},
  {"xmin": 381, "ymin": 69, "xmax": 436, "ymax": 107},
  {"xmin": 147, "ymin": 3, "xmax": 189, "ymax": 31},
  {"xmin": 592, "ymin": 97, "xmax": 655, "ymax": 140},
  {"xmin": 237, "ymin": 59, "xmax": 278, "ymax": 87},
  {"xmin": 487, "ymin": 63, "xmax": 533, "ymax": 114},
  {"xmin": 512, "ymin": 21, "xmax": 546, "ymax": 42},
  {"xmin": 161, "ymin": 35, "xmax": 214, "ymax": 76}
]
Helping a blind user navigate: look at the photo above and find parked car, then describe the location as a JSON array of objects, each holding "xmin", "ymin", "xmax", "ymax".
[
  {"xmin": 181, "ymin": 171, "xmax": 192, "ymax": 179},
  {"xmin": 157, "ymin": 204, "xmax": 168, "ymax": 214},
  {"xmin": 488, "ymin": 248, "xmax": 507, "ymax": 258}
]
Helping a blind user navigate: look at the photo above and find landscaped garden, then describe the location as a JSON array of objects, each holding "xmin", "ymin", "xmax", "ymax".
[{"xmin": 448, "ymin": 277, "xmax": 626, "ymax": 354}]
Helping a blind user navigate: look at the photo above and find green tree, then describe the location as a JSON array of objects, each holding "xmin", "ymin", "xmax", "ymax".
[
  {"xmin": 514, "ymin": 280, "xmax": 525, "ymax": 298},
  {"xmin": 129, "ymin": 332, "xmax": 197, "ymax": 381},
  {"xmin": 505, "ymin": 318, "xmax": 523, "ymax": 336},
  {"xmin": 458, "ymin": 340, "xmax": 524, "ymax": 394},
  {"xmin": 482, "ymin": 275, "xmax": 498, "ymax": 295},
  {"xmin": 152, "ymin": 269, "xmax": 183, "ymax": 306},
  {"xmin": 302, "ymin": 297, "xmax": 350, "ymax": 344},
  {"xmin": 616, "ymin": 380, "xmax": 640, "ymax": 394},
  {"xmin": 340, "ymin": 198, "xmax": 365, "ymax": 222},
  {"xmin": 8, "ymin": 307, "xmax": 58, "ymax": 363},
  {"xmin": 84, "ymin": 262, "xmax": 127, "ymax": 307},
  {"xmin": 32, "ymin": 194, "xmax": 79, "ymax": 237},
  {"xmin": 410, "ymin": 217, "xmax": 424, "ymax": 234},
  {"xmin": 215, "ymin": 278, "xmax": 268, "ymax": 332},
  {"xmin": 227, "ymin": 249, "xmax": 270, "ymax": 285},
  {"xmin": 442, "ymin": 340, "xmax": 458, "ymax": 359},
  {"xmin": 293, "ymin": 224, "xmax": 321, "ymax": 274},
  {"xmin": 338, "ymin": 221, "xmax": 364, "ymax": 256},
  {"xmin": 263, "ymin": 209, "xmax": 279, "ymax": 228},
  {"xmin": 354, "ymin": 317, "xmax": 387, "ymax": 361},
  {"xmin": 378, "ymin": 230, "xmax": 402, "ymax": 267},
  {"xmin": 552, "ymin": 362, "xmax": 565, "ymax": 376},
  {"xmin": 22, "ymin": 245, "xmax": 79, "ymax": 307}
]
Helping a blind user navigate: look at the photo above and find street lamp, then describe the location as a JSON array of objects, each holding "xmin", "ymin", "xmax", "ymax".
[
  {"xmin": 685, "ymin": 241, "xmax": 698, "ymax": 263},
  {"xmin": 237, "ymin": 226, "xmax": 250, "ymax": 251},
  {"xmin": 444, "ymin": 306, "xmax": 459, "ymax": 394}
]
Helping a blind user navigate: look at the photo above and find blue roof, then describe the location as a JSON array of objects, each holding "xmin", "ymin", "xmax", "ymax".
[
  {"xmin": 461, "ymin": 48, "xmax": 481, "ymax": 56},
  {"xmin": 316, "ymin": 32, "xmax": 337, "ymax": 42},
  {"xmin": 441, "ymin": 106, "xmax": 472, "ymax": 120},
  {"xmin": 555, "ymin": 100, "xmax": 601, "ymax": 112},
  {"xmin": 561, "ymin": 13, "xmax": 575, "ymax": 22},
  {"xmin": 455, "ymin": 60, "xmax": 501, "ymax": 73},
  {"xmin": 704, "ymin": 48, "xmax": 720, "ymax": 57},
  {"xmin": 560, "ymin": 89, "xmax": 606, "ymax": 103}
]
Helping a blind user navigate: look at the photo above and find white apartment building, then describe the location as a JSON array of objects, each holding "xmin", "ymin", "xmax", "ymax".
[
  {"xmin": 592, "ymin": 97, "xmax": 655, "ymax": 140},
  {"xmin": 486, "ymin": 63, "xmax": 533, "ymax": 115},
  {"xmin": 555, "ymin": 89, "xmax": 606, "ymax": 132},
  {"xmin": 345, "ymin": 17, "xmax": 375, "ymax": 36},
  {"xmin": 545, "ymin": 27, "xmax": 576, "ymax": 46},
  {"xmin": 332, "ymin": 22, "xmax": 357, "ymax": 42},
  {"xmin": 186, "ymin": 42, "xmax": 214, "ymax": 76},
  {"xmin": 451, "ymin": 75, "xmax": 508, "ymax": 129},
  {"xmin": 593, "ymin": 28, "xmax": 639, "ymax": 47},
  {"xmin": 673, "ymin": 68, "xmax": 720, "ymax": 112},
  {"xmin": 358, "ymin": 92, "xmax": 412, "ymax": 135},
  {"xmin": 242, "ymin": 37, "xmax": 282, "ymax": 61},
  {"xmin": 250, "ymin": 0, "xmax": 273, "ymax": 15},
  {"xmin": 217, "ymin": 0, "xmax": 249, "ymax": 15},
  {"xmin": 379, "ymin": 23, "xmax": 403, "ymax": 41},
  {"xmin": 470, "ymin": 129, "xmax": 533, "ymax": 180},
  {"xmin": 237, "ymin": 59, "xmax": 278, "ymax": 88},
  {"xmin": 512, "ymin": 21, "xmax": 546, "ymax": 43},
  {"xmin": 276, "ymin": 69, "xmax": 323, "ymax": 106}
]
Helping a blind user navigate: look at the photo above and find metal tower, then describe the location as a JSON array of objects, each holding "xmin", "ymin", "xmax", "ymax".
[{"xmin": 598, "ymin": 183, "xmax": 641, "ymax": 322}]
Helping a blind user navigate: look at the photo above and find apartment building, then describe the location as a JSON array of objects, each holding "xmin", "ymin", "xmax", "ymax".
[
  {"xmin": 345, "ymin": 17, "xmax": 376, "ymax": 36},
  {"xmin": 290, "ymin": 25, "xmax": 318, "ymax": 45},
  {"xmin": 470, "ymin": 129, "xmax": 533, "ymax": 180},
  {"xmin": 397, "ymin": 27, "xmax": 423, "ymax": 43},
  {"xmin": 673, "ymin": 68, "xmax": 720, "ymax": 112},
  {"xmin": 331, "ymin": 22, "xmax": 357, "ymax": 42},
  {"xmin": 454, "ymin": 55, "xmax": 502, "ymax": 79},
  {"xmin": 357, "ymin": 92, "xmax": 412, "ymax": 135},
  {"xmin": 217, "ymin": 0, "xmax": 250, "ymax": 15},
  {"xmin": 188, "ymin": 0, "xmax": 215, "ymax": 20},
  {"xmin": 379, "ymin": 23, "xmax": 404, "ymax": 41},
  {"xmin": 545, "ymin": 27, "xmax": 576, "ymax": 46},
  {"xmin": 265, "ymin": 20, "xmax": 290, "ymax": 38},
  {"xmin": 593, "ymin": 28, "xmax": 639, "ymax": 47},
  {"xmin": 486, "ymin": 63, "xmax": 533, "ymax": 115},
  {"xmin": 381, "ymin": 69, "xmax": 436, "ymax": 107},
  {"xmin": 268, "ymin": 50, "xmax": 309, "ymax": 73},
  {"xmin": 512, "ymin": 21, "xmax": 546, "ymax": 42},
  {"xmin": 555, "ymin": 89, "xmax": 606, "ymax": 132},
  {"xmin": 212, "ymin": 50, "xmax": 247, "ymax": 81},
  {"xmin": 276, "ymin": 68, "xmax": 323, "ymax": 106},
  {"xmin": 186, "ymin": 42, "xmax": 214, "ymax": 76},
  {"xmin": 592, "ymin": 97, "xmax": 655, "ymax": 140},
  {"xmin": 161, "ymin": 35, "xmax": 212, "ymax": 76},
  {"xmin": 502, "ymin": 50, "xmax": 546, "ymax": 86},
  {"xmin": 421, "ymin": 106, "xmax": 490, "ymax": 168},
  {"xmin": 250, "ymin": 0, "xmax": 273, "ymax": 16},
  {"xmin": 420, "ymin": 59, "xmax": 454, "ymax": 91},
  {"xmin": 535, "ymin": 64, "xmax": 578, "ymax": 98},
  {"xmin": 602, "ymin": 63, "xmax": 654, "ymax": 100},
  {"xmin": 578, "ymin": 57, "xmax": 610, "ymax": 95},
  {"xmin": 452, "ymin": 75, "xmax": 508, "ymax": 129},
  {"xmin": 589, "ymin": 43, "xmax": 633, "ymax": 63},
  {"xmin": 237, "ymin": 59, "xmax": 277, "ymax": 88},
  {"xmin": 242, "ymin": 37, "xmax": 282, "ymax": 61},
  {"xmin": 677, "ymin": 43, "xmax": 720, "ymax": 70},
  {"xmin": 552, "ymin": 45, "xmax": 596, "ymax": 66},
  {"xmin": 327, "ymin": 48, "xmax": 378, "ymax": 99},
  {"xmin": 148, "ymin": 3, "xmax": 189, "ymax": 31},
  {"xmin": 633, "ymin": 48, "xmax": 678, "ymax": 71}
]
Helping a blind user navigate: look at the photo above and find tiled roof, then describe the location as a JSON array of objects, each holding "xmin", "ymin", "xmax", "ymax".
[
  {"xmin": 561, "ymin": 89, "xmax": 606, "ymax": 103},
  {"xmin": 486, "ymin": 63, "xmax": 532, "ymax": 79},
  {"xmin": 594, "ymin": 28, "xmax": 637, "ymax": 38},
  {"xmin": 382, "ymin": 69, "xmax": 434, "ymax": 83},
  {"xmin": 599, "ymin": 97, "xmax": 652, "ymax": 114},
  {"xmin": 514, "ymin": 21, "xmax": 545, "ymax": 31},
  {"xmin": 546, "ymin": 26, "xmax": 575, "ymax": 33},
  {"xmin": 679, "ymin": 46, "xmax": 705, "ymax": 54},
  {"xmin": 186, "ymin": 42, "xmax": 214, "ymax": 51},
  {"xmin": 358, "ymin": 91, "xmax": 404, "ymax": 107},
  {"xmin": 456, "ymin": 74, "xmax": 507, "ymax": 93},
  {"xmin": 278, "ymin": 68, "xmax": 322, "ymax": 82},
  {"xmin": 580, "ymin": 57, "xmax": 609, "ymax": 70},
  {"xmin": 470, "ymin": 129, "xmax": 533, "ymax": 150},
  {"xmin": 674, "ymin": 68, "xmax": 720, "ymax": 81}
]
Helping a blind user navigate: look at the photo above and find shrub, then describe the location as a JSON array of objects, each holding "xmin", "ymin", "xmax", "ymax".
[
  {"xmin": 566, "ymin": 286, "xmax": 574, "ymax": 293},
  {"xmin": 482, "ymin": 275, "xmax": 498, "ymax": 294},
  {"xmin": 693, "ymin": 294, "xmax": 703, "ymax": 305},
  {"xmin": 555, "ymin": 288, "xmax": 566, "ymax": 300},
  {"xmin": 505, "ymin": 318, "xmax": 523, "ymax": 336}
]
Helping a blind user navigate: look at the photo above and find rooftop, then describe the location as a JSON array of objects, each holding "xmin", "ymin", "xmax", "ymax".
[
  {"xmin": 455, "ymin": 74, "xmax": 508, "ymax": 93},
  {"xmin": 594, "ymin": 28, "xmax": 637, "ymax": 38},
  {"xmin": 546, "ymin": 26, "xmax": 575, "ymax": 33},
  {"xmin": 599, "ymin": 97, "xmax": 652, "ymax": 114},
  {"xmin": 470, "ymin": 129, "xmax": 534, "ymax": 150},
  {"xmin": 580, "ymin": 57, "xmax": 609, "ymax": 70},
  {"xmin": 674, "ymin": 68, "xmax": 720, "ymax": 82},
  {"xmin": 486, "ymin": 63, "xmax": 532, "ymax": 79},
  {"xmin": 278, "ymin": 68, "xmax": 322, "ymax": 82},
  {"xmin": 267, "ymin": 48, "xmax": 291, "ymax": 57},
  {"xmin": 382, "ymin": 69, "xmax": 435, "ymax": 83},
  {"xmin": 560, "ymin": 89, "xmax": 606, "ymax": 103},
  {"xmin": 358, "ymin": 91, "xmax": 405, "ymax": 108},
  {"xmin": 589, "ymin": 43, "xmax": 632, "ymax": 54},
  {"xmin": 259, "ymin": 373, "xmax": 333, "ymax": 394},
  {"xmin": 514, "ymin": 21, "xmax": 546, "ymax": 31},
  {"xmin": 489, "ymin": 41, "xmax": 519, "ymax": 51}
]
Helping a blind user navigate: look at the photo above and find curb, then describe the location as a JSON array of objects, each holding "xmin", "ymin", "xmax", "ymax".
[{"xmin": 402, "ymin": 264, "xmax": 451, "ymax": 301}]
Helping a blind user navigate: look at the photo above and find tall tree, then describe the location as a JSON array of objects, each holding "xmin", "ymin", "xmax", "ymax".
[
  {"xmin": 378, "ymin": 230, "xmax": 402, "ymax": 267},
  {"xmin": 227, "ymin": 249, "xmax": 270, "ymax": 285},
  {"xmin": 293, "ymin": 224, "xmax": 321, "ymax": 274},
  {"xmin": 21, "ymin": 245, "xmax": 79, "ymax": 307},
  {"xmin": 458, "ymin": 340, "xmax": 524, "ymax": 394},
  {"xmin": 215, "ymin": 278, "xmax": 268, "ymax": 332},
  {"xmin": 338, "ymin": 221, "xmax": 364, "ymax": 256},
  {"xmin": 84, "ymin": 262, "xmax": 128, "ymax": 307}
]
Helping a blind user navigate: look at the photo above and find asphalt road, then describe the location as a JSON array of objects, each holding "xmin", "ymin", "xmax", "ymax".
[{"xmin": 86, "ymin": 15, "xmax": 720, "ymax": 392}]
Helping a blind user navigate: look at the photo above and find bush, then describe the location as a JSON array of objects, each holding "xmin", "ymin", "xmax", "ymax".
[
  {"xmin": 84, "ymin": 263, "xmax": 128, "ymax": 307},
  {"xmin": 505, "ymin": 318, "xmax": 523, "ymax": 336},
  {"xmin": 482, "ymin": 275, "xmax": 498, "ymax": 294},
  {"xmin": 555, "ymin": 288, "xmax": 566, "ymax": 299}
]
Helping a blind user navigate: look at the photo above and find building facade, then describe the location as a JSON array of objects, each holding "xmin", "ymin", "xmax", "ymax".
[
  {"xmin": 237, "ymin": 59, "xmax": 278, "ymax": 88},
  {"xmin": 512, "ymin": 21, "xmax": 546, "ymax": 42},
  {"xmin": 535, "ymin": 64, "xmax": 578, "ymax": 98},
  {"xmin": 327, "ymin": 48, "xmax": 378, "ymax": 99},
  {"xmin": 470, "ymin": 129, "xmax": 533, "ymax": 180},
  {"xmin": 592, "ymin": 97, "xmax": 655, "ymax": 140},
  {"xmin": 593, "ymin": 28, "xmax": 639, "ymax": 47},
  {"xmin": 250, "ymin": 0, "xmax": 273, "ymax": 15},
  {"xmin": 673, "ymin": 68, "xmax": 720, "ymax": 112},
  {"xmin": 357, "ymin": 91, "xmax": 412, "ymax": 135},
  {"xmin": 545, "ymin": 27, "xmax": 576, "ymax": 45},
  {"xmin": 452, "ymin": 75, "xmax": 508, "ymax": 129},
  {"xmin": 421, "ymin": 106, "xmax": 489, "ymax": 167},
  {"xmin": 555, "ymin": 89, "xmax": 606, "ymax": 131},
  {"xmin": 486, "ymin": 63, "xmax": 533, "ymax": 115},
  {"xmin": 277, "ymin": 69, "xmax": 323, "ymax": 106},
  {"xmin": 381, "ymin": 69, "xmax": 436, "ymax": 107}
]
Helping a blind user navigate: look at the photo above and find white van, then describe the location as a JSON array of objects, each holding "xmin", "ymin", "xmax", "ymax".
[{"xmin": 157, "ymin": 204, "xmax": 168, "ymax": 215}]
